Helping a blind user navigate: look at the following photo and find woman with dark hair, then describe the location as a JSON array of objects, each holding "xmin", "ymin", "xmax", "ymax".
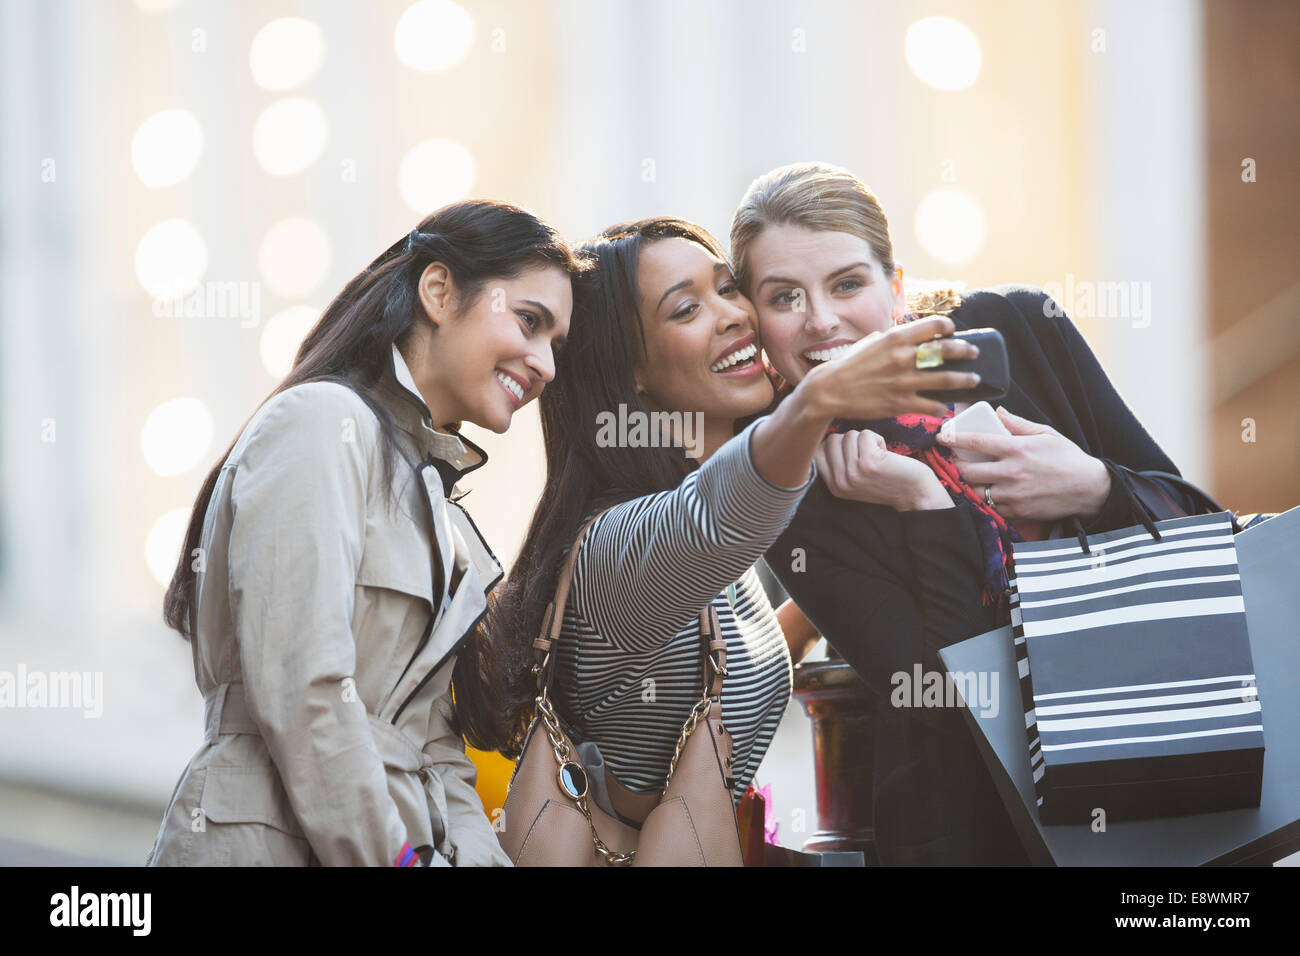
[
  {"xmin": 730, "ymin": 161, "xmax": 1205, "ymax": 865},
  {"xmin": 470, "ymin": 217, "xmax": 980, "ymax": 832},
  {"xmin": 147, "ymin": 199, "xmax": 581, "ymax": 867}
]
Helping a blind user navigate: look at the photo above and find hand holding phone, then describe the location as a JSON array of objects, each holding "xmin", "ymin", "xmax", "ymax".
[
  {"xmin": 800, "ymin": 315, "xmax": 982, "ymax": 420},
  {"xmin": 918, "ymin": 328, "xmax": 1010, "ymax": 404}
]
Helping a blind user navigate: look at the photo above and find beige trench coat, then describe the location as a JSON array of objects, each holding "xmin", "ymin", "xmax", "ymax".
[{"xmin": 146, "ymin": 345, "xmax": 511, "ymax": 866}]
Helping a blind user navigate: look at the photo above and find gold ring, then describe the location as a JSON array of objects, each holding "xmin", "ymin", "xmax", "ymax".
[{"xmin": 914, "ymin": 339, "xmax": 944, "ymax": 369}]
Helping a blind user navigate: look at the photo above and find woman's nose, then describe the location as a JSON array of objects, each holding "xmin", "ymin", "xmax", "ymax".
[
  {"xmin": 802, "ymin": 296, "xmax": 839, "ymax": 337},
  {"xmin": 717, "ymin": 298, "xmax": 750, "ymax": 332},
  {"xmin": 525, "ymin": 346, "xmax": 555, "ymax": 385}
]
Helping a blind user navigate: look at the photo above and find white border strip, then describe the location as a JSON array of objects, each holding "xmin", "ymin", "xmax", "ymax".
[
  {"xmin": 1040, "ymin": 724, "xmax": 1264, "ymax": 752},
  {"xmin": 1021, "ymin": 595, "xmax": 1245, "ymax": 638},
  {"xmin": 1033, "ymin": 673, "xmax": 1256, "ymax": 702},
  {"xmin": 1037, "ymin": 700, "xmax": 1259, "ymax": 732}
]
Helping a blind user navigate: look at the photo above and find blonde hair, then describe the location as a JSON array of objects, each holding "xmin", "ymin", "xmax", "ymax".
[{"xmin": 730, "ymin": 161, "xmax": 962, "ymax": 316}]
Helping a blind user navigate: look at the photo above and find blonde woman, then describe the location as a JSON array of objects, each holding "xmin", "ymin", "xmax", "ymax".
[{"xmin": 730, "ymin": 161, "xmax": 1201, "ymax": 865}]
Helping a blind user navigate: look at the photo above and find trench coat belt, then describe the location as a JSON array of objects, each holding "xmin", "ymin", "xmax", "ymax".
[
  {"xmin": 202, "ymin": 681, "xmax": 451, "ymax": 860},
  {"xmin": 203, "ymin": 681, "xmax": 434, "ymax": 774}
]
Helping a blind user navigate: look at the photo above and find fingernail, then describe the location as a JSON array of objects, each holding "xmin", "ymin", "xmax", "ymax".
[
  {"xmin": 970, "ymin": 374, "xmax": 982, "ymax": 385},
  {"xmin": 970, "ymin": 346, "xmax": 980, "ymax": 357}
]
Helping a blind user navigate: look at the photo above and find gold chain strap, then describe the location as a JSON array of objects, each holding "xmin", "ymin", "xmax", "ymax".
[
  {"xmin": 665, "ymin": 696, "xmax": 712, "ymax": 787},
  {"xmin": 535, "ymin": 690, "xmax": 635, "ymax": 866}
]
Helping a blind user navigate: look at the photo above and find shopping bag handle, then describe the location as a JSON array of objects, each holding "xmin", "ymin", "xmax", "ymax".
[
  {"xmin": 1067, "ymin": 462, "xmax": 1163, "ymax": 555},
  {"xmin": 1067, "ymin": 463, "xmax": 1243, "ymax": 554}
]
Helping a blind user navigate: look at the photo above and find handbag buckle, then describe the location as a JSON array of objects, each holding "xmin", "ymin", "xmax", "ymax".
[{"xmin": 708, "ymin": 650, "xmax": 729, "ymax": 678}]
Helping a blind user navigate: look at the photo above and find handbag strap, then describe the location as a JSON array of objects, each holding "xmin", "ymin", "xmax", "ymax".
[
  {"xmin": 532, "ymin": 509, "xmax": 726, "ymax": 705},
  {"xmin": 523, "ymin": 508, "xmax": 736, "ymax": 863}
]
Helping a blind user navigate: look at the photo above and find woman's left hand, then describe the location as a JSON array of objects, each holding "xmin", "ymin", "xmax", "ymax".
[{"xmin": 936, "ymin": 406, "xmax": 1111, "ymax": 522}]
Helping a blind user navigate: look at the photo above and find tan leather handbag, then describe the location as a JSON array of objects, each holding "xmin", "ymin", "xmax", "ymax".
[{"xmin": 497, "ymin": 513, "xmax": 744, "ymax": 866}]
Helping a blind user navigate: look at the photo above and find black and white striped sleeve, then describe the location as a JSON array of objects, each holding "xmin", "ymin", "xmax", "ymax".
[{"xmin": 570, "ymin": 415, "xmax": 815, "ymax": 654}]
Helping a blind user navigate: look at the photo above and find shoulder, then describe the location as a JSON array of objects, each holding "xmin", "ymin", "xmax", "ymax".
[
  {"xmin": 950, "ymin": 284, "xmax": 1060, "ymax": 330},
  {"xmin": 230, "ymin": 381, "xmax": 383, "ymax": 468},
  {"xmin": 571, "ymin": 495, "xmax": 649, "ymax": 562},
  {"xmin": 950, "ymin": 284, "xmax": 1090, "ymax": 361}
]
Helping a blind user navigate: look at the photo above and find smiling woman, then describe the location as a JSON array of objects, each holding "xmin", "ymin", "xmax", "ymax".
[
  {"xmin": 147, "ymin": 199, "xmax": 585, "ymax": 867},
  {"xmin": 745, "ymin": 225, "xmax": 903, "ymax": 381},
  {"xmin": 730, "ymin": 160, "xmax": 1208, "ymax": 865},
  {"xmin": 395, "ymin": 237, "xmax": 572, "ymax": 433},
  {"xmin": 476, "ymin": 216, "xmax": 981, "ymax": 865}
]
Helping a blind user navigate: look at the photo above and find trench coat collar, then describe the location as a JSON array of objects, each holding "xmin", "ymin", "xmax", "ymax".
[{"xmin": 379, "ymin": 344, "xmax": 488, "ymax": 490}]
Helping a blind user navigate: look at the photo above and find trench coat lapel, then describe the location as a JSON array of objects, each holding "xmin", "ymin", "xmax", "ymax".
[{"xmin": 379, "ymin": 345, "xmax": 503, "ymax": 720}]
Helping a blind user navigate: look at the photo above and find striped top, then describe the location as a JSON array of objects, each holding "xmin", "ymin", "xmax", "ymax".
[{"xmin": 552, "ymin": 416, "xmax": 815, "ymax": 803}]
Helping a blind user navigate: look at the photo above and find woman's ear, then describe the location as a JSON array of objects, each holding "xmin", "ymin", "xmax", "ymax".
[
  {"xmin": 632, "ymin": 365, "xmax": 657, "ymax": 410},
  {"xmin": 417, "ymin": 261, "xmax": 454, "ymax": 328}
]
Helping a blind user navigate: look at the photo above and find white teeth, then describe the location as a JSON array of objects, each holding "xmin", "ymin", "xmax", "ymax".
[
  {"xmin": 709, "ymin": 342, "xmax": 757, "ymax": 372},
  {"xmin": 802, "ymin": 344, "xmax": 850, "ymax": 363},
  {"xmin": 496, "ymin": 371, "xmax": 524, "ymax": 402}
]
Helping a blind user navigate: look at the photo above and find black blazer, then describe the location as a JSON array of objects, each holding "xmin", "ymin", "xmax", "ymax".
[{"xmin": 766, "ymin": 284, "xmax": 1199, "ymax": 711}]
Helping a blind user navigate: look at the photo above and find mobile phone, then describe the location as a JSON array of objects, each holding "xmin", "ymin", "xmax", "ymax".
[
  {"xmin": 918, "ymin": 328, "xmax": 1010, "ymax": 404},
  {"xmin": 943, "ymin": 400, "xmax": 1010, "ymax": 462}
]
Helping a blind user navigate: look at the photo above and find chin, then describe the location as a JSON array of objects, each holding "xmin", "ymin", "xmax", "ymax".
[
  {"xmin": 769, "ymin": 356, "xmax": 804, "ymax": 386},
  {"xmin": 731, "ymin": 377, "xmax": 776, "ymax": 417},
  {"xmin": 462, "ymin": 402, "xmax": 512, "ymax": 434}
]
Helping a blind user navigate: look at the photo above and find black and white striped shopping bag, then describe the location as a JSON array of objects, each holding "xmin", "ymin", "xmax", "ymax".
[{"xmin": 1010, "ymin": 512, "xmax": 1264, "ymax": 825}]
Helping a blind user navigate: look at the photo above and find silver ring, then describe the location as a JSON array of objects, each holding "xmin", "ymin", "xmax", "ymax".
[{"xmin": 984, "ymin": 485, "xmax": 995, "ymax": 508}]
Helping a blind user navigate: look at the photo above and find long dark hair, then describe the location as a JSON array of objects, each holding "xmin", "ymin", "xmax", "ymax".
[
  {"xmin": 162, "ymin": 199, "xmax": 582, "ymax": 722},
  {"xmin": 463, "ymin": 217, "xmax": 729, "ymax": 757}
]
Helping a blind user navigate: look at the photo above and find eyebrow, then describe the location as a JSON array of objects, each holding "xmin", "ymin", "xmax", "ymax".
[
  {"xmin": 655, "ymin": 262, "xmax": 732, "ymax": 311},
  {"xmin": 520, "ymin": 299, "xmax": 555, "ymax": 329},
  {"xmin": 756, "ymin": 261, "xmax": 872, "ymax": 291},
  {"xmin": 521, "ymin": 298, "xmax": 566, "ymax": 348}
]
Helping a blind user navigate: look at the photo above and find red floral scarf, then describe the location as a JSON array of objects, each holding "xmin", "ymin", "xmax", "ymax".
[{"xmin": 767, "ymin": 320, "xmax": 1019, "ymax": 612}]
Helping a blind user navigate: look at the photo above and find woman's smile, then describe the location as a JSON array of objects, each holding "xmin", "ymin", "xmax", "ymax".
[
  {"xmin": 709, "ymin": 331, "xmax": 761, "ymax": 377},
  {"xmin": 799, "ymin": 336, "xmax": 858, "ymax": 371},
  {"xmin": 495, "ymin": 368, "xmax": 528, "ymax": 406},
  {"xmin": 632, "ymin": 237, "xmax": 775, "ymax": 424}
]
